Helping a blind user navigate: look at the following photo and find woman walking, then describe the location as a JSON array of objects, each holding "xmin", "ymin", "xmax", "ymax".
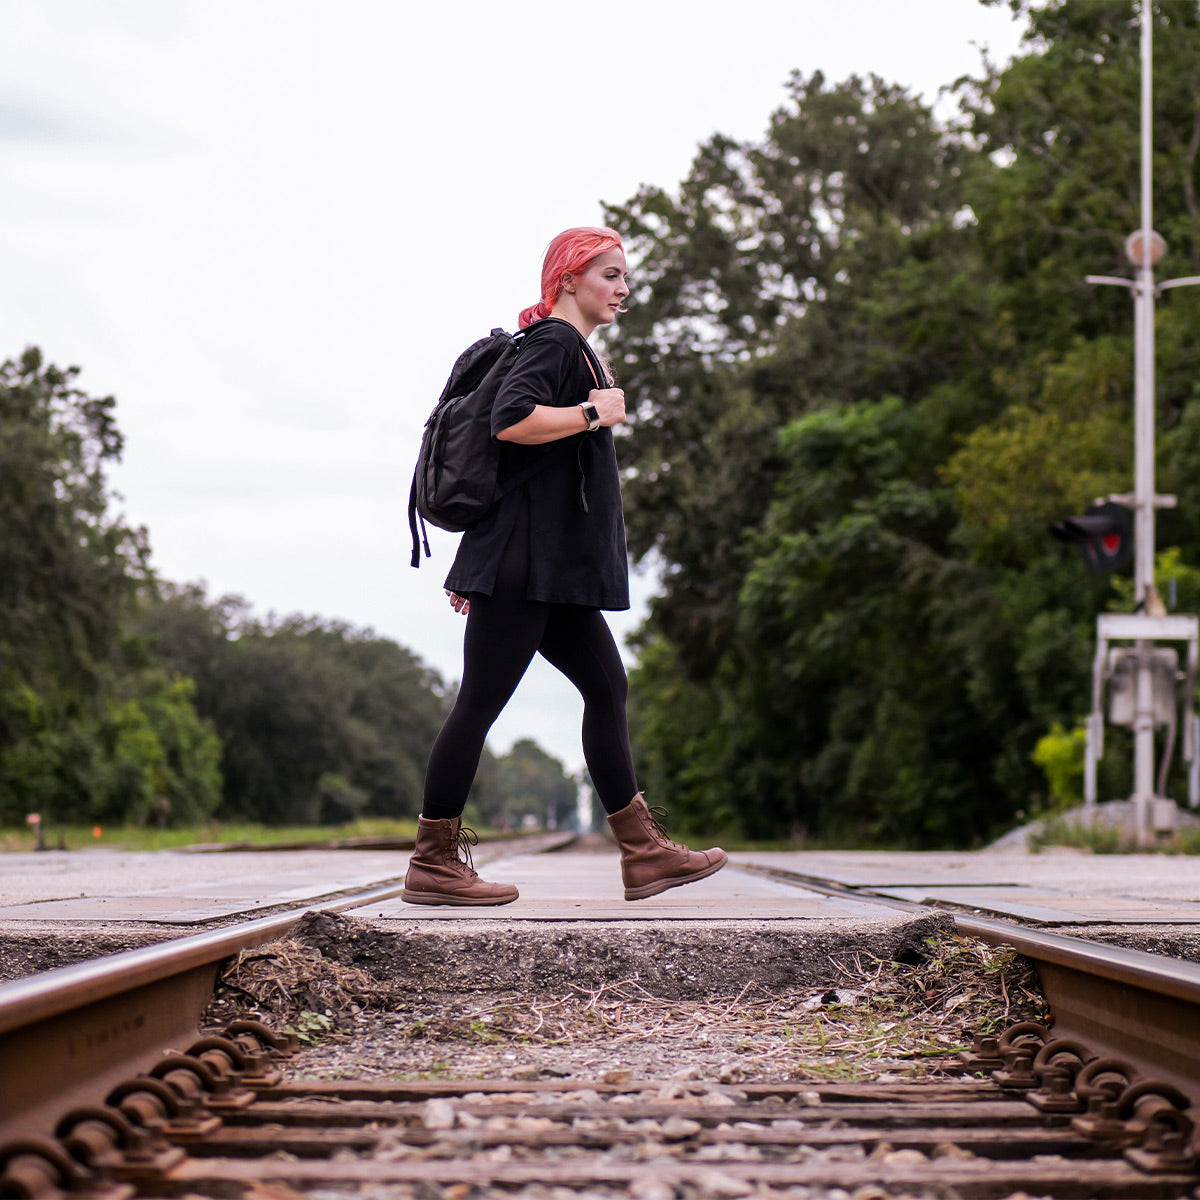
[{"xmin": 403, "ymin": 226, "xmax": 727, "ymax": 907}]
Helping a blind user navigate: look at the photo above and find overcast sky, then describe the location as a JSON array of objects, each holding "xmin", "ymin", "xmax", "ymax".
[{"xmin": 1, "ymin": 0, "xmax": 1029, "ymax": 776}]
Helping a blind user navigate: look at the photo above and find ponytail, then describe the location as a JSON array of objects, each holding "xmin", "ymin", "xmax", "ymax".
[{"xmin": 518, "ymin": 299, "xmax": 553, "ymax": 330}]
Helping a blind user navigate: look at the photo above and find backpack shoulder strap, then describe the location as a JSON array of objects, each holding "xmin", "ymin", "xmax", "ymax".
[{"xmin": 528, "ymin": 317, "xmax": 608, "ymax": 387}]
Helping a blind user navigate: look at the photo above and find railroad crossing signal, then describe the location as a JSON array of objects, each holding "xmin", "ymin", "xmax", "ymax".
[
  {"xmin": 1077, "ymin": 2, "xmax": 1200, "ymax": 844},
  {"xmin": 1050, "ymin": 501, "xmax": 1133, "ymax": 575}
]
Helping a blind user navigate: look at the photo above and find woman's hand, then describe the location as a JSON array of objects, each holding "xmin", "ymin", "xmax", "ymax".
[
  {"xmin": 496, "ymin": 388, "xmax": 628, "ymax": 444},
  {"xmin": 589, "ymin": 386, "xmax": 626, "ymax": 428},
  {"xmin": 446, "ymin": 590, "xmax": 470, "ymax": 616}
]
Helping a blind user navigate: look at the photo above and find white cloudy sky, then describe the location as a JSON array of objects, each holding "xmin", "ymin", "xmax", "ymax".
[{"xmin": 1, "ymin": 0, "xmax": 1028, "ymax": 775}]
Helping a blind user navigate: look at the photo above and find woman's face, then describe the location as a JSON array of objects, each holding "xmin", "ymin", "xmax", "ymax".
[{"xmin": 565, "ymin": 249, "xmax": 629, "ymax": 328}]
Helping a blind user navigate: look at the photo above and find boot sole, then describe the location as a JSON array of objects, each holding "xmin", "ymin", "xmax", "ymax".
[
  {"xmin": 401, "ymin": 888, "xmax": 519, "ymax": 907},
  {"xmin": 624, "ymin": 852, "xmax": 728, "ymax": 901}
]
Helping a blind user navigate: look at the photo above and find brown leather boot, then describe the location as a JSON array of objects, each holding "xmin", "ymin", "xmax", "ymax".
[
  {"xmin": 402, "ymin": 816, "xmax": 519, "ymax": 906},
  {"xmin": 607, "ymin": 794, "xmax": 728, "ymax": 901}
]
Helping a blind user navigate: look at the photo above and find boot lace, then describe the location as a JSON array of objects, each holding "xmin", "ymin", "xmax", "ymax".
[
  {"xmin": 448, "ymin": 824, "xmax": 480, "ymax": 874},
  {"xmin": 647, "ymin": 804, "xmax": 685, "ymax": 851}
]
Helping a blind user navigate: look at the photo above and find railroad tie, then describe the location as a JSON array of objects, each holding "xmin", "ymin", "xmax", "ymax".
[{"xmin": 3, "ymin": 1017, "xmax": 1199, "ymax": 1199}]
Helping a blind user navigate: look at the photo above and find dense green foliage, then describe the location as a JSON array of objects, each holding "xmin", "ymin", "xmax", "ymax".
[
  {"xmin": 135, "ymin": 587, "xmax": 582, "ymax": 829},
  {"xmin": 488, "ymin": 738, "xmax": 580, "ymax": 831},
  {"xmin": 606, "ymin": 0, "xmax": 1200, "ymax": 845},
  {"xmin": 135, "ymin": 586, "xmax": 449, "ymax": 824},
  {"xmin": 0, "ymin": 348, "xmax": 222, "ymax": 828}
]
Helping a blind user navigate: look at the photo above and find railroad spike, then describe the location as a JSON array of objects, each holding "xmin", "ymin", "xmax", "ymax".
[
  {"xmin": 989, "ymin": 1020, "xmax": 1050, "ymax": 1090},
  {"xmin": 1073, "ymin": 1094, "xmax": 1130, "ymax": 1143},
  {"xmin": 1027, "ymin": 1038, "xmax": 1098, "ymax": 1114},
  {"xmin": 54, "ymin": 1106, "xmax": 154, "ymax": 1166},
  {"xmin": 1027, "ymin": 1066, "xmax": 1082, "ymax": 1115},
  {"xmin": 993, "ymin": 1047, "xmax": 1040, "ymax": 1092},
  {"xmin": 958, "ymin": 1032, "xmax": 1004, "ymax": 1071},
  {"xmin": 186, "ymin": 1033, "xmax": 283, "ymax": 1089},
  {"xmin": 147, "ymin": 1053, "xmax": 257, "ymax": 1117}
]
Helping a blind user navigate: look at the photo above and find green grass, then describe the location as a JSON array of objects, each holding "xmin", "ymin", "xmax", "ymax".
[
  {"xmin": 1028, "ymin": 814, "xmax": 1200, "ymax": 854},
  {"xmin": 0, "ymin": 816, "xmax": 422, "ymax": 853}
]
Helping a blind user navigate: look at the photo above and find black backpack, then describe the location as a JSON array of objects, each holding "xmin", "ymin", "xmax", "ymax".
[{"xmin": 408, "ymin": 323, "xmax": 601, "ymax": 567}]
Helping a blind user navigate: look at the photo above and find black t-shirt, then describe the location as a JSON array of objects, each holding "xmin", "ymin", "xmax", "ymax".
[{"xmin": 443, "ymin": 318, "xmax": 630, "ymax": 610}]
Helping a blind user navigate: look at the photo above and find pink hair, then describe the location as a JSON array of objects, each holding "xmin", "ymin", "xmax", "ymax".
[{"xmin": 518, "ymin": 226, "xmax": 625, "ymax": 329}]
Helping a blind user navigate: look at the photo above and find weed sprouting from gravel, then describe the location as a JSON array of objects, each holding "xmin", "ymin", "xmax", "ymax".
[{"xmin": 204, "ymin": 937, "xmax": 401, "ymax": 1033}]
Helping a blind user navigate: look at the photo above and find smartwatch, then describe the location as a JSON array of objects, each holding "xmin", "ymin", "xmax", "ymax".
[{"xmin": 580, "ymin": 401, "xmax": 601, "ymax": 432}]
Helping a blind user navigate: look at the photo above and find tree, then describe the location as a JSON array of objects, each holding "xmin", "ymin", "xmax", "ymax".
[
  {"xmin": 0, "ymin": 348, "xmax": 148, "ymax": 709},
  {"xmin": 609, "ymin": 69, "xmax": 1000, "ymax": 843},
  {"xmin": 605, "ymin": 71, "xmax": 969, "ymax": 677},
  {"xmin": 469, "ymin": 738, "xmax": 578, "ymax": 831},
  {"xmin": 0, "ymin": 349, "xmax": 223, "ymax": 826},
  {"xmin": 92, "ymin": 670, "xmax": 223, "ymax": 826},
  {"xmin": 138, "ymin": 586, "xmax": 453, "ymax": 825},
  {"xmin": 613, "ymin": 2, "xmax": 1200, "ymax": 845},
  {"xmin": 0, "ymin": 349, "xmax": 567, "ymax": 832}
]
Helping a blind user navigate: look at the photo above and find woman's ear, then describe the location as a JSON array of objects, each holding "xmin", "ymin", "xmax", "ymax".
[{"xmin": 562, "ymin": 272, "xmax": 576, "ymax": 295}]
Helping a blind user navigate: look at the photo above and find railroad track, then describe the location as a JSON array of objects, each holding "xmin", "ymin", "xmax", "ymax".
[{"xmin": 4, "ymin": 852, "xmax": 1200, "ymax": 1198}]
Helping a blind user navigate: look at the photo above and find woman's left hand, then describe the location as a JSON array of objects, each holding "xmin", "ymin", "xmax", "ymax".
[{"xmin": 446, "ymin": 590, "xmax": 470, "ymax": 616}]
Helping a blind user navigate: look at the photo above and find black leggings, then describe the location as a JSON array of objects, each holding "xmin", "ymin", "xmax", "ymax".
[{"xmin": 422, "ymin": 504, "xmax": 639, "ymax": 820}]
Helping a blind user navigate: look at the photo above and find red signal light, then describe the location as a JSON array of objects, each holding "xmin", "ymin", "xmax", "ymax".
[{"xmin": 1050, "ymin": 501, "xmax": 1132, "ymax": 575}]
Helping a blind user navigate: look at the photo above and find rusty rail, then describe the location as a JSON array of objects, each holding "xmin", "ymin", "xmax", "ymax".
[
  {"xmin": 0, "ymin": 830, "xmax": 575, "ymax": 1146},
  {"xmin": 739, "ymin": 859, "xmax": 1200, "ymax": 1109},
  {"xmin": 960, "ymin": 914, "xmax": 1200, "ymax": 1109},
  {"xmin": 0, "ymin": 883, "xmax": 414, "ymax": 1144}
]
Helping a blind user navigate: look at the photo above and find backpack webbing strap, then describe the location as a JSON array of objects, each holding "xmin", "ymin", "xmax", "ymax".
[{"xmin": 409, "ymin": 474, "xmax": 431, "ymax": 568}]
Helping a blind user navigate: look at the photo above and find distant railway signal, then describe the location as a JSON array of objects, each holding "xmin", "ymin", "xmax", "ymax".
[{"xmin": 1050, "ymin": 501, "xmax": 1132, "ymax": 575}]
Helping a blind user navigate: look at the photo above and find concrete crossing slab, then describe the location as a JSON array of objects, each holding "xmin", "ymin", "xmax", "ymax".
[
  {"xmin": 0, "ymin": 840, "xmax": 1198, "ymax": 931},
  {"xmin": 346, "ymin": 855, "xmax": 901, "ymax": 921},
  {"xmin": 736, "ymin": 849, "xmax": 1200, "ymax": 903},
  {"xmin": 0, "ymin": 849, "xmax": 410, "ymax": 924},
  {"xmin": 875, "ymin": 886, "xmax": 1200, "ymax": 924}
]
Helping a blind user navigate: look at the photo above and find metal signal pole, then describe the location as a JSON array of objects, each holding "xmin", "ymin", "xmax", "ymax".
[{"xmin": 1084, "ymin": 1, "xmax": 1200, "ymax": 844}]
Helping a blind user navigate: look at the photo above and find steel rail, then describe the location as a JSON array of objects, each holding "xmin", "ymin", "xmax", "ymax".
[
  {"xmin": 735, "ymin": 859, "xmax": 1200, "ymax": 1107},
  {"xmin": 727, "ymin": 859, "xmax": 932, "ymax": 914},
  {"xmin": 0, "ymin": 882, "xmax": 413, "ymax": 1143},
  {"xmin": 960, "ymin": 914, "xmax": 1200, "ymax": 1107},
  {"xmin": 0, "ymin": 830, "xmax": 576, "ymax": 1144}
]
